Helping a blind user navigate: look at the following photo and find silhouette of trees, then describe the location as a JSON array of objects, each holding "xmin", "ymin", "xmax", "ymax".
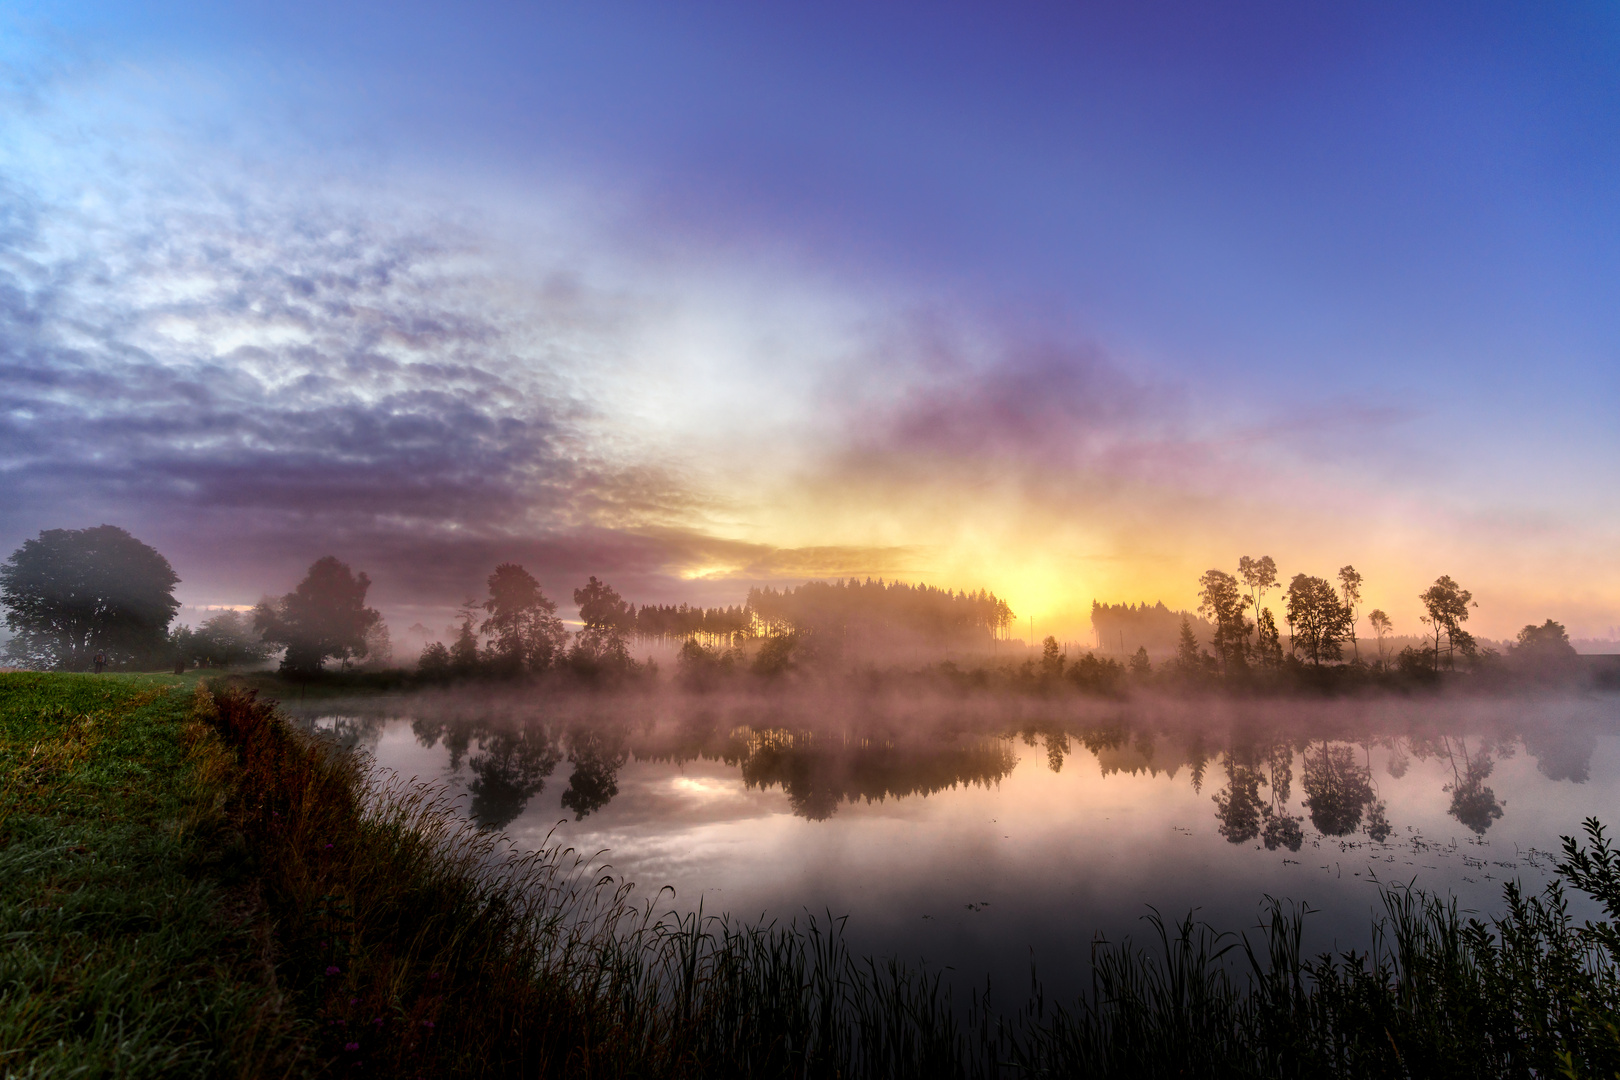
[
  {"xmin": 1068, "ymin": 652, "xmax": 1125, "ymax": 694},
  {"xmin": 752, "ymin": 633, "xmax": 798, "ymax": 678},
  {"xmin": 1198, "ymin": 569, "xmax": 1252, "ymax": 673},
  {"xmin": 1, "ymin": 525, "xmax": 180, "ymax": 670},
  {"xmin": 417, "ymin": 641, "xmax": 451, "ymax": 677},
  {"xmin": 1176, "ymin": 616, "xmax": 1202, "ymax": 674},
  {"xmin": 1040, "ymin": 636, "xmax": 1065, "ymax": 680},
  {"xmin": 676, "ymin": 639, "xmax": 738, "ymax": 691},
  {"xmin": 570, "ymin": 578, "xmax": 635, "ymax": 677},
  {"xmin": 441, "ymin": 601, "xmax": 480, "ymax": 675},
  {"xmin": 632, "ymin": 602, "xmax": 753, "ymax": 647},
  {"xmin": 1419, "ymin": 575, "xmax": 1475, "ymax": 672},
  {"xmin": 1368, "ymin": 609, "xmax": 1394, "ymax": 664},
  {"xmin": 575, "ymin": 577, "xmax": 635, "ymax": 633},
  {"xmin": 1510, "ymin": 619, "xmax": 1581, "ymax": 682},
  {"xmin": 1285, "ymin": 574, "xmax": 1351, "ymax": 666},
  {"xmin": 1337, "ymin": 566, "xmax": 1363, "ymax": 661},
  {"xmin": 1237, "ymin": 556, "xmax": 1279, "ymax": 617},
  {"xmin": 1091, "ymin": 600, "xmax": 1207, "ymax": 655},
  {"xmin": 254, "ymin": 557, "xmax": 382, "ymax": 676},
  {"xmin": 1253, "ymin": 608, "xmax": 1284, "ymax": 668},
  {"xmin": 172, "ymin": 610, "xmax": 272, "ymax": 669},
  {"xmin": 747, "ymin": 579, "xmax": 1010, "ymax": 654},
  {"xmin": 481, "ymin": 563, "xmax": 568, "ymax": 674},
  {"xmin": 1237, "ymin": 555, "xmax": 1279, "ymax": 661}
]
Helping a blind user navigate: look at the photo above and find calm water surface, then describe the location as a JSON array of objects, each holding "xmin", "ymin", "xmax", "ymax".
[{"xmin": 290, "ymin": 687, "xmax": 1620, "ymax": 998}]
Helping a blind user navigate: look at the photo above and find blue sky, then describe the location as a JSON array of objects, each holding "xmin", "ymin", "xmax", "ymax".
[{"xmin": 2, "ymin": 2, "xmax": 1616, "ymax": 637}]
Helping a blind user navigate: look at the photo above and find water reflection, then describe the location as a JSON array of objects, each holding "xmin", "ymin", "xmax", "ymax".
[
  {"xmin": 560, "ymin": 724, "xmax": 629, "ymax": 820},
  {"xmin": 1438, "ymin": 736, "xmax": 1506, "ymax": 836},
  {"xmin": 303, "ymin": 692, "xmax": 1610, "ymax": 843}
]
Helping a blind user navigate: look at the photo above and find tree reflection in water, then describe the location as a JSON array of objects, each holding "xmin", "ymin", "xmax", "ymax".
[
  {"xmin": 737, "ymin": 729, "xmax": 1018, "ymax": 821},
  {"xmin": 1441, "ymin": 736, "xmax": 1505, "ymax": 835},
  {"xmin": 561, "ymin": 725, "xmax": 629, "ymax": 820},
  {"xmin": 1302, "ymin": 742, "xmax": 1374, "ymax": 836},
  {"xmin": 1212, "ymin": 747, "xmax": 1266, "ymax": 844},
  {"xmin": 350, "ymin": 692, "xmax": 1607, "ymax": 840}
]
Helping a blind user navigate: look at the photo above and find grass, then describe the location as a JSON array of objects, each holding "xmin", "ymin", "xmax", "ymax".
[
  {"xmin": 0, "ymin": 672, "xmax": 300, "ymax": 1078},
  {"xmin": 5, "ymin": 673, "xmax": 1620, "ymax": 1078}
]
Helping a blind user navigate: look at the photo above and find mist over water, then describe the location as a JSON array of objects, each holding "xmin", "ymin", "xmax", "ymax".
[{"xmin": 283, "ymin": 682, "xmax": 1620, "ymax": 999}]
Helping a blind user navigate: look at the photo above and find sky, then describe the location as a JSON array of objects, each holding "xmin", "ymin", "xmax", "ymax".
[{"xmin": 1, "ymin": 1, "xmax": 1617, "ymax": 642}]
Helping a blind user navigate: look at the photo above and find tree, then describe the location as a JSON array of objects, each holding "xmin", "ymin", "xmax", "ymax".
[
  {"xmin": 254, "ymin": 556, "xmax": 381, "ymax": 676},
  {"xmin": 174, "ymin": 610, "xmax": 272, "ymax": 669},
  {"xmin": 1511, "ymin": 618, "xmax": 1580, "ymax": 681},
  {"xmin": 449, "ymin": 602, "xmax": 481, "ymax": 675},
  {"xmin": 1, "ymin": 525, "xmax": 180, "ymax": 670},
  {"xmin": 481, "ymin": 563, "xmax": 567, "ymax": 674},
  {"xmin": 1418, "ymin": 575, "xmax": 1474, "ymax": 673},
  {"xmin": 1337, "ymin": 565, "xmax": 1363, "ymax": 660},
  {"xmin": 1197, "ymin": 569, "xmax": 1252, "ymax": 673},
  {"xmin": 1367, "ymin": 609, "xmax": 1393, "ymax": 665},
  {"xmin": 1236, "ymin": 555, "xmax": 1278, "ymax": 654},
  {"xmin": 1175, "ymin": 616, "xmax": 1201, "ymax": 673},
  {"xmin": 1285, "ymin": 574, "xmax": 1351, "ymax": 666},
  {"xmin": 570, "ymin": 577, "xmax": 634, "ymax": 677},
  {"xmin": 362, "ymin": 622, "xmax": 393, "ymax": 668},
  {"xmin": 574, "ymin": 577, "xmax": 634, "ymax": 632},
  {"xmin": 1040, "ymin": 635, "xmax": 1065, "ymax": 680},
  {"xmin": 417, "ymin": 641, "xmax": 451, "ymax": 678},
  {"xmin": 1253, "ymin": 607, "xmax": 1284, "ymax": 668}
]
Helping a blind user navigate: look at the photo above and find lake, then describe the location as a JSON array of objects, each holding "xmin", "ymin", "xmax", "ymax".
[{"xmin": 287, "ymin": 685, "xmax": 1620, "ymax": 1001}]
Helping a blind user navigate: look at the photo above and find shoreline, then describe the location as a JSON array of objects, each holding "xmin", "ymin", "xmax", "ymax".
[{"xmin": 3, "ymin": 672, "xmax": 1619, "ymax": 1077}]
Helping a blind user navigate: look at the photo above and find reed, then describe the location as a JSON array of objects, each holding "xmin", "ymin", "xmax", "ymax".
[{"xmin": 202, "ymin": 683, "xmax": 1620, "ymax": 1078}]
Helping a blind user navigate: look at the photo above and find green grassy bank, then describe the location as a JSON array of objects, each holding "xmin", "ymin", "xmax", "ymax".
[
  {"xmin": 5, "ymin": 672, "xmax": 1620, "ymax": 1078},
  {"xmin": 0, "ymin": 672, "xmax": 298, "ymax": 1077}
]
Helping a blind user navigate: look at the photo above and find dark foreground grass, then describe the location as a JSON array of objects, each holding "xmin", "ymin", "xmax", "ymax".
[
  {"xmin": 0, "ymin": 673, "xmax": 300, "ymax": 1078},
  {"xmin": 6, "ymin": 676, "xmax": 1620, "ymax": 1078}
]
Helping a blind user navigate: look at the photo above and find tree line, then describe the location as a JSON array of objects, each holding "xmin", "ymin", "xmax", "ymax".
[
  {"xmin": 1088, "ymin": 555, "xmax": 1583, "ymax": 687},
  {"xmin": 0, "ymin": 525, "xmax": 1588, "ymax": 689}
]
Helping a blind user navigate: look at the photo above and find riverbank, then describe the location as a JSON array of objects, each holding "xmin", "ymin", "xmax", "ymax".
[
  {"xmin": 0, "ymin": 672, "xmax": 298, "ymax": 1076},
  {"xmin": 4, "ymin": 672, "xmax": 1620, "ymax": 1078}
]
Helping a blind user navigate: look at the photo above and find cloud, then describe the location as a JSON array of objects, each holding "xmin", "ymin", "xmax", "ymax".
[
  {"xmin": 0, "ymin": 112, "xmax": 962, "ymax": 619},
  {"xmin": 1, "ymin": 58, "xmax": 1612, "ymax": 640},
  {"xmin": 0, "ymin": 144, "xmax": 691, "ymax": 589}
]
